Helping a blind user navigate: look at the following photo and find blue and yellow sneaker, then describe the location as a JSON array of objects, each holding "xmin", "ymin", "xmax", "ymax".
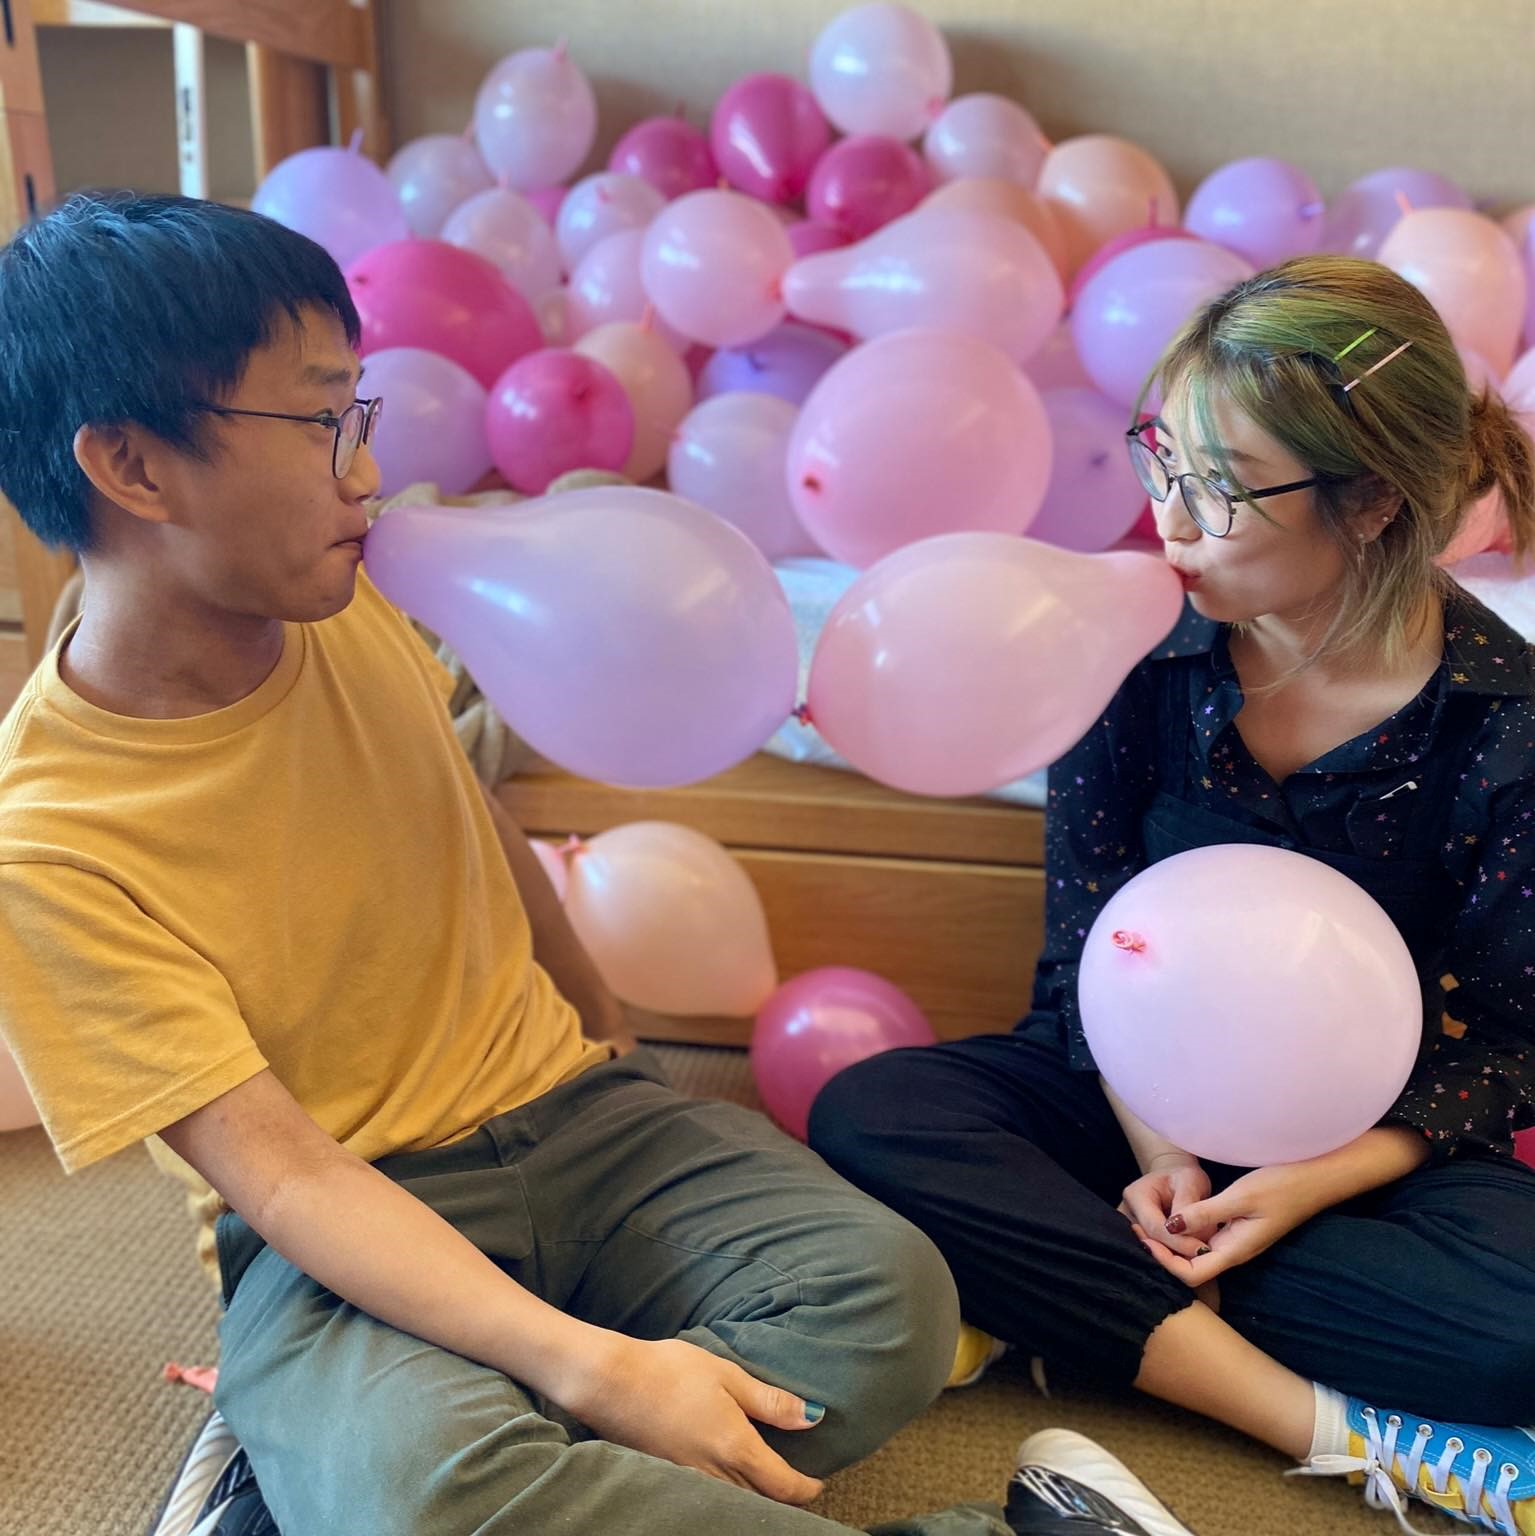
[{"xmin": 1294, "ymin": 1400, "xmax": 1535, "ymax": 1535}]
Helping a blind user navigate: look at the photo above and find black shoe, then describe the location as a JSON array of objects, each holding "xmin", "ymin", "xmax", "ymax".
[{"xmin": 1005, "ymin": 1430, "xmax": 1197, "ymax": 1535}]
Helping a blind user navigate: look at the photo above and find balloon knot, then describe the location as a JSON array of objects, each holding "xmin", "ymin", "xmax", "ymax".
[
  {"xmin": 792, "ymin": 703, "xmax": 814, "ymax": 726},
  {"xmin": 802, "ymin": 474, "xmax": 823, "ymax": 494},
  {"xmin": 1111, "ymin": 930, "xmax": 1147, "ymax": 954}
]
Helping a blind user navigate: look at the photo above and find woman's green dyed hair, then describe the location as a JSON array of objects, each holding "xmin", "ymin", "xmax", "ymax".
[{"xmin": 1136, "ymin": 254, "xmax": 1535, "ymax": 670}]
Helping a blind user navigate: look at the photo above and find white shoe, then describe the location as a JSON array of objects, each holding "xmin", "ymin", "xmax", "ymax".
[{"xmin": 1007, "ymin": 1429, "xmax": 1197, "ymax": 1535}]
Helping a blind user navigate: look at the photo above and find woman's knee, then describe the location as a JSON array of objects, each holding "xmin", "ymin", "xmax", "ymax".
[{"xmin": 805, "ymin": 1047, "xmax": 932, "ymax": 1178}]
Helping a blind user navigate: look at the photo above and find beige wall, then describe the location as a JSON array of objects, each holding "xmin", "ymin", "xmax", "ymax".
[{"xmin": 384, "ymin": 0, "xmax": 1534, "ymax": 209}]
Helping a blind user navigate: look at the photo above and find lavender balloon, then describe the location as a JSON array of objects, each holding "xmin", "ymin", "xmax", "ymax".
[
  {"xmin": 1029, "ymin": 388, "xmax": 1148, "ymax": 553},
  {"xmin": 387, "ymin": 133, "xmax": 494, "ymax": 238},
  {"xmin": 697, "ymin": 321, "xmax": 848, "ymax": 405},
  {"xmin": 1184, "ymin": 157, "xmax": 1324, "ymax": 268},
  {"xmin": 556, "ymin": 172, "xmax": 667, "ymax": 271},
  {"xmin": 1321, "ymin": 167, "xmax": 1473, "ymax": 261},
  {"xmin": 253, "ymin": 144, "xmax": 407, "ymax": 270},
  {"xmin": 361, "ymin": 348, "xmax": 491, "ymax": 498},
  {"xmin": 473, "ymin": 45, "xmax": 597, "ymax": 191},
  {"xmin": 362, "ymin": 489, "xmax": 798, "ymax": 788}
]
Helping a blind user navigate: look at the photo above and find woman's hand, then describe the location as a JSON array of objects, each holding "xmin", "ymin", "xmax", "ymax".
[{"xmin": 1119, "ymin": 1153, "xmax": 1212, "ymax": 1262}]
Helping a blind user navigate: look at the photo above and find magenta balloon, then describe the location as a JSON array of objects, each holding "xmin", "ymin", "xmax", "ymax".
[
  {"xmin": 1066, "ymin": 225, "xmax": 1196, "ymax": 310},
  {"xmin": 361, "ymin": 347, "xmax": 491, "ymax": 497},
  {"xmin": 1320, "ymin": 167, "xmax": 1473, "ymax": 261},
  {"xmin": 696, "ymin": 321, "xmax": 848, "ymax": 405},
  {"xmin": 346, "ymin": 239, "xmax": 543, "ymax": 388},
  {"xmin": 362, "ymin": 490, "xmax": 797, "ymax": 788},
  {"xmin": 710, "ymin": 72, "xmax": 832, "ymax": 205},
  {"xmin": 252, "ymin": 145, "xmax": 408, "ymax": 270},
  {"xmin": 1070, "ymin": 238, "xmax": 1255, "ymax": 407},
  {"xmin": 387, "ymin": 133, "xmax": 494, "ymax": 238},
  {"xmin": 751, "ymin": 967, "xmax": 935, "ymax": 1141},
  {"xmin": 787, "ymin": 328, "xmax": 1051, "ymax": 567},
  {"xmin": 473, "ymin": 46, "xmax": 597, "ymax": 191},
  {"xmin": 485, "ymin": 348, "xmax": 635, "ymax": 494},
  {"xmin": 807, "ymin": 134, "xmax": 932, "ymax": 239},
  {"xmin": 609, "ymin": 115, "xmax": 718, "ymax": 201},
  {"xmin": 1079, "ymin": 845, "xmax": 1422, "ymax": 1167},
  {"xmin": 807, "ymin": 534, "xmax": 1185, "ymax": 796},
  {"xmin": 1184, "ymin": 157, "xmax": 1324, "ymax": 268},
  {"xmin": 787, "ymin": 220, "xmax": 852, "ymax": 260},
  {"xmin": 1029, "ymin": 388, "xmax": 1148, "ymax": 553}
]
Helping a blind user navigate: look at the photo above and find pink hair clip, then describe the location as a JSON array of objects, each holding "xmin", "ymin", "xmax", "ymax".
[{"xmin": 1332, "ymin": 327, "xmax": 1414, "ymax": 393}]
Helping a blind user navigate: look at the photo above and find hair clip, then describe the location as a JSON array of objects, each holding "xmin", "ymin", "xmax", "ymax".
[{"xmin": 1341, "ymin": 340, "xmax": 1413, "ymax": 393}]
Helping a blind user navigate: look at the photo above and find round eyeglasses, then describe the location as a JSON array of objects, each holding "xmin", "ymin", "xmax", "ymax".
[{"xmin": 199, "ymin": 397, "xmax": 383, "ymax": 479}]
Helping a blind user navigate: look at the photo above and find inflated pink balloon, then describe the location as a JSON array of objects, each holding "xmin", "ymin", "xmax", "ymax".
[
  {"xmin": 486, "ymin": 348, "xmax": 635, "ymax": 494},
  {"xmin": 347, "ymin": 239, "xmax": 543, "ymax": 388},
  {"xmin": 1066, "ymin": 224, "xmax": 1198, "ymax": 310},
  {"xmin": 922, "ymin": 177, "xmax": 1071, "ymax": 283},
  {"xmin": 252, "ymin": 144, "xmax": 408, "ymax": 271},
  {"xmin": 1025, "ymin": 320, "xmax": 1095, "ymax": 393},
  {"xmin": 529, "ymin": 838, "xmax": 570, "ymax": 902},
  {"xmin": 808, "ymin": 3, "xmax": 953, "ymax": 141},
  {"xmin": 696, "ymin": 321, "xmax": 849, "ymax": 406},
  {"xmin": 1504, "ymin": 346, "xmax": 1535, "ymax": 415},
  {"xmin": 668, "ymin": 392, "xmax": 814, "ymax": 560},
  {"xmin": 440, "ymin": 186, "xmax": 563, "ymax": 302},
  {"xmin": 473, "ymin": 45, "xmax": 597, "ymax": 191},
  {"xmin": 1322, "ymin": 168, "xmax": 1472, "ymax": 262},
  {"xmin": 361, "ymin": 347, "xmax": 492, "ymax": 498},
  {"xmin": 387, "ymin": 133, "xmax": 494, "ymax": 238},
  {"xmin": 807, "ymin": 534, "xmax": 1183, "ymax": 796},
  {"xmin": 608, "ymin": 114, "xmax": 718, "ymax": 201},
  {"xmin": 923, "ymin": 93, "xmax": 1048, "ymax": 187},
  {"xmin": 786, "ymin": 220, "xmax": 852, "ymax": 260},
  {"xmin": 572, "ymin": 320, "xmax": 694, "ymax": 480},
  {"xmin": 566, "ymin": 822, "xmax": 778, "ymax": 1016},
  {"xmin": 567, "ymin": 229, "xmax": 690, "ymax": 351},
  {"xmin": 1030, "ymin": 388, "xmax": 1148, "ymax": 553},
  {"xmin": 753, "ymin": 968, "xmax": 934, "ymax": 1141},
  {"xmin": 1380, "ymin": 208, "xmax": 1528, "ymax": 377},
  {"xmin": 527, "ymin": 185, "xmax": 567, "ymax": 226},
  {"xmin": 640, "ymin": 190, "xmax": 794, "ymax": 348},
  {"xmin": 710, "ymin": 72, "xmax": 831, "ymax": 205},
  {"xmin": 363, "ymin": 490, "xmax": 797, "ymax": 787},
  {"xmin": 536, "ymin": 287, "xmax": 575, "ymax": 346},
  {"xmin": 556, "ymin": 172, "xmax": 667, "ymax": 271},
  {"xmin": 1184, "ymin": 157, "xmax": 1325, "ymax": 269},
  {"xmin": 783, "ymin": 207, "xmax": 1063, "ymax": 363},
  {"xmin": 1079, "ymin": 845, "xmax": 1421, "ymax": 1167},
  {"xmin": 1518, "ymin": 1128, "xmax": 1535, "ymax": 1170},
  {"xmin": 0, "ymin": 1043, "xmax": 40, "ymax": 1133},
  {"xmin": 807, "ymin": 135, "xmax": 932, "ymax": 240},
  {"xmin": 1038, "ymin": 135, "xmax": 1180, "ymax": 275},
  {"xmin": 787, "ymin": 328, "xmax": 1052, "ymax": 567},
  {"xmin": 1437, "ymin": 489, "xmax": 1508, "ymax": 567}
]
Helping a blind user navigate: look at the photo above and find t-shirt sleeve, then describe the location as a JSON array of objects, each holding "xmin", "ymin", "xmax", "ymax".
[{"xmin": 0, "ymin": 861, "xmax": 267, "ymax": 1173}]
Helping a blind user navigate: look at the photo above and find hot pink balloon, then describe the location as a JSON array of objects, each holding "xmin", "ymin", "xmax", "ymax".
[
  {"xmin": 361, "ymin": 347, "xmax": 491, "ymax": 498},
  {"xmin": 807, "ymin": 534, "xmax": 1183, "ymax": 796},
  {"xmin": 567, "ymin": 229, "xmax": 690, "ymax": 351},
  {"xmin": 1030, "ymin": 388, "xmax": 1149, "ymax": 553},
  {"xmin": 807, "ymin": 135, "xmax": 931, "ymax": 240},
  {"xmin": 363, "ymin": 489, "xmax": 797, "ymax": 787},
  {"xmin": 1321, "ymin": 168, "xmax": 1473, "ymax": 261},
  {"xmin": 529, "ymin": 838, "xmax": 570, "ymax": 902},
  {"xmin": 556, "ymin": 172, "xmax": 667, "ymax": 271},
  {"xmin": 922, "ymin": 93, "xmax": 1048, "ymax": 187},
  {"xmin": 1066, "ymin": 225, "xmax": 1198, "ymax": 310},
  {"xmin": 608, "ymin": 115, "xmax": 718, "ymax": 201},
  {"xmin": 787, "ymin": 328, "xmax": 1052, "ymax": 567},
  {"xmin": 1184, "ymin": 157, "xmax": 1325, "ymax": 269},
  {"xmin": 1518, "ymin": 1128, "xmax": 1535, "ymax": 1170},
  {"xmin": 573, "ymin": 320, "xmax": 695, "ymax": 481},
  {"xmin": 0, "ymin": 1043, "xmax": 40, "ymax": 1133},
  {"xmin": 440, "ymin": 186, "xmax": 563, "ymax": 302},
  {"xmin": 752, "ymin": 967, "xmax": 935, "ymax": 1142},
  {"xmin": 711, "ymin": 73, "xmax": 831, "ymax": 205},
  {"xmin": 808, "ymin": 3, "xmax": 953, "ymax": 141},
  {"xmin": 346, "ymin": 239, "xmax": 543, "ymax": 388},
  {"xmin": 566, "ymin": 822, "xmax": 778, "ymax": 1017},
  {"xmin": 1038, "ymin": 135, "xmax": 1180, "ymax": 276},
  {"xmin": 1071, "ymin": 238, "xmax": 1256, "ymax": 408},
  {"xmin": 696, "ymin": 321, "xmax": 849, "ymax": 406},
  {"xmin": 640, "ymin": 190, "xmax": 794, "ymax": 348},
  {"xmin": 786, "ymin": 220, "xmax": 852, "ymax": 260},
  {"xmin": 783, "ymin": 207, "xmax": 1064, "ymax": 363},
  {"xmin": 252, "ymin": 144, "xmax": 408, "ymax": 271},
  {"xmin": 669, "ymin": 392, "xmax": 814, "ymax": 560},
  {"xmin": 486, "ymin": 348, "xmax": 635, "ymax": 494},
  {"xmin": 387, "ymin": 133, "xmax": 494, "ymax": 238},
  {"xmin": 1381, "ymin": 209, "xmax": 1528, "ymax": 377},
  {"xmin": 473, "ymin": 45, "xmax": 597, "ymax": 191},
  {"xmin": 1079, "ymin": 845, "xmax": 1421, "ymax": 1167}
]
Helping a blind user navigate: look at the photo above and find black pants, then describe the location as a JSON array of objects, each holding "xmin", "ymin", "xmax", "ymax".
[{"xmin": 807, "ymin": 1027, "xmax": 1535, "ymax": 1425}]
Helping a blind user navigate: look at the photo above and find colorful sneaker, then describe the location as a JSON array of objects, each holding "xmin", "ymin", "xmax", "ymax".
[
  {"xmin": 946, "ymin": 1322, "xmax": 1009, "ymax": 1389},
  {"xmin": 1293, "ymin": 1400, "xmax": 1535, "ymax": 1535},
  {"xmin": 1005, "ymin": 1429, "xmax": 1197, "ymax": 1535}
]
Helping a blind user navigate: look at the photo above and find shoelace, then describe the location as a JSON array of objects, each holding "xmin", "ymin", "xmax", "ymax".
[
  {"xmin": 1288, "ymin": 1405, "xmax": 1521, "ymax": 1536},
  {"xmin": 1012, "ymin": 1466, "xmax": 1144, "ymax": 1533}
]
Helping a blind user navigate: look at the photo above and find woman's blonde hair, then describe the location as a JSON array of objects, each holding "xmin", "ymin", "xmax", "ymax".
[{"xmin": 1140, "ymin": 254, "xmax": 1535, "ymax": 670}]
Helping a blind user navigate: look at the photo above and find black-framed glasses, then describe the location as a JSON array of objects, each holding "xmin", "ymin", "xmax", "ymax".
[
  {"xmin": 199, "ymin": 397, "xmax": 383, "ymax": 479},
  {"xmin": 1125, "ymin": 417, "xmax": 1319, "ymax": 538}
]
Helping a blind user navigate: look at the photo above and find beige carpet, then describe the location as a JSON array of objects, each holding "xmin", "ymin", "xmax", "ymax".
[{"xmin": 0, "ymin": 1044, "xmax": 1455, "ymax": 1536}]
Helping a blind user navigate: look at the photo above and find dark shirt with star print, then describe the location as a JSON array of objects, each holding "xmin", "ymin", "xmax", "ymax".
[{"xmin": 1029, "ymin": 583, "xmax": 1534, "ymax": 1161}]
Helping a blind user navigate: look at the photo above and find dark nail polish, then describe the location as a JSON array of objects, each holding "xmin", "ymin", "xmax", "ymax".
[
  {"xmin": 1165, "ymin": 1214, "xmax": 1187, "ymax": 1235},
  {"xmin": 804, "ymin": 1402, "xmax": 826, "ymax": 1424},
  {"xmin": 1197, "ymin": 1245, "xmax": 1212, "ymax": 1256}
]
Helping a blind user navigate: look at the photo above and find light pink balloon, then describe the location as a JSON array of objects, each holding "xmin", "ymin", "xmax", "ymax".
[
  {"xmin": 537, "ymin": 287, "xmax": 575, "ymax": 346},
  {"xmin": 1025, "ymin": 320, "xmax": 1095, "ymax": 393},
  {"xmin": 808, "ymin": 2, "xmax": 953, "ymax": 141},
  {"xmin": 1504, "ymin": 346, "xmax": 1535, "ymax": 414},
  {"xmin": 361, "ymin": 347, "xmax": 491, "ymax": 498},
  {"xmin": 783, "ymin": 207, "xmax": 1063, "ymax": 363},
  {"xmin": 1038, "ymin": 135, "xmax": 1181, "ymax": 275},
  {"xmin": 0, "ymin": 1043, "xmax": 41, "ymax": 1133},
  {"xmin": 1380, "ymin": 208, "xmax": 1528, "ymax": 377},
  {"xmin": 923, "ymin": 93, "xmax": 1048, "ymax": 187},
  {"xmin": 1030, "ymin": 388, "xmax": 1148, "ymax": 553},
  {"xmin": 252, "ymin": 145, "xmax": 408, "ymax": 272},
  {"xmin": 807, "ymin": 134, "xmax": 932, "ymax": 240},
  {"xmin": 640, "ymin": 189, "xmax": 794, "ymax": 348},
  {"xmin": 573, "ymin": 321, "xmax": 694, "ymax": 481},
  {"xmin": 529, "ymin": 838, "xmax": 570, "ymax": 902},
  {"xmin": 363, "ymin": 490, "xmax": 797, "ymax": 788},
  {"xmin": 752, "ymin": 968, "xmax": 934, "ymax": 1141},
  {"xmin": 807, "ymin": 534, "xmax": 1184, "ymax": 796},
  {"xmin": 668, "ymin": 392, "xmax": 814, "ymax": 561},
  {"xmin": 566, "ymin": 822, "xmax": 778, "ymax": 1016},
  {"xmin": 1079, "ymin": 845, "xmax": 1421, "ymax": 1167},
  {"xmin": 922, "ymin": 177, "xmax": 1071, "ymax": 283},
  {"xmin": 1438, "ymin": 489, "xmax": 1508, "ymax": 566},
  {"xmin": 473, "ymin": 46, "xmax": 597, "ymax": 191},
  {"xmin": 527, "ymin": 185, "xmax": 568, "ymax": 226},
  {"xmin": 787, "ymin": 328, "xmax": 1052, "ymax": 567},
  {"xmin": 1066, "ymin": 225, "xmax": 1198, "ymax": 310},
  {"xmin": 387, "ymin": 133, "xmax": 494, "ymax": 238},
  {"xmin": 567, "ymin": 229, "xmax": 690, "ymax": 351},
  {"xmin": 556, "ymin": 172, "xmax": 667, "ymax": 271},
  {"xmin": 440, "ymin": 185, "xmax": 563, "ymax": 302},
  {"xmin": 609, "ymin": 115, "xmax": 718, "ymax": 201}
]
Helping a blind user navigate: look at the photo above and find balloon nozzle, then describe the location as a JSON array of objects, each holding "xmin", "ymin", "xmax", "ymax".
[{"xmin": 1111, "ymin": 930, "xmax": 1147, "ymax": 954}]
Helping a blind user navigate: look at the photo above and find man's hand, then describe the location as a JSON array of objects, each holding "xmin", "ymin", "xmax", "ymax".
[
  {"xmin": 561, "ymin": 1333, "xmax": 825, "ymax": 1504},
  {"xmin": 1119, "ymin": 1152, "xmax": 1211, "ymax": 1262}
]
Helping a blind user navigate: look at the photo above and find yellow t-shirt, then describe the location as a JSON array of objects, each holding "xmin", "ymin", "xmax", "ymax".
[{"xmin": 0, "ymin": 574, "xmax": 607, "ymax": 1196}]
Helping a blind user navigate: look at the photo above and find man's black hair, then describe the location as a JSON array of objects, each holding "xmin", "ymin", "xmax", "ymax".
[{"xmin": 0, "ymin": 191, "xmax": 361, "ymax": 552}]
